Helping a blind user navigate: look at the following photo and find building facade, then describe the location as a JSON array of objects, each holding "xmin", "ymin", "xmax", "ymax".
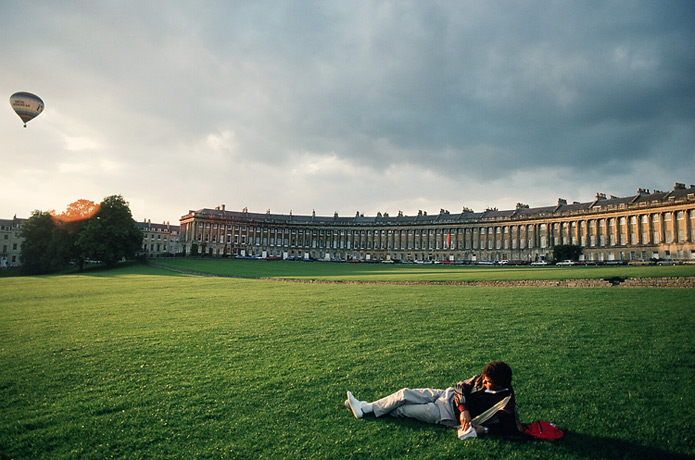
[
  {"xmin": 179, "ymin": 183, "xmax": 695, "ymax": 264},
  {"xmin": 136, "ymin": 220, "xmax": 182, "ymax": 258},
  {"xmin": 0, "ymin": 217, "xmax": 25, "ymax": 268}
]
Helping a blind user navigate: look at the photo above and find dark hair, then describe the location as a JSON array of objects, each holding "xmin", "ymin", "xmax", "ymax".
[{"xmin": 482, "ymin": 361, "xmax": 512, "ymax": 387}]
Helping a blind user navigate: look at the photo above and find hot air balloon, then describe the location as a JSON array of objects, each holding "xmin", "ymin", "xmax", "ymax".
[{"xmin": 10, "ymin": 92, "xmax": 44, "ymax": 127}]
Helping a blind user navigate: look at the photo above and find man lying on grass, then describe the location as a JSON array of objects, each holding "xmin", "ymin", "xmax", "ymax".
[{"xmin": 346, "ymin": 361, "xmax": 519, "ymax": 437}]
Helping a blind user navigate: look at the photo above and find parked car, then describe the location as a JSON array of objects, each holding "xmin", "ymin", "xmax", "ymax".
[
  {"xmin": 556, "ymin": 260, "xmax": 577, "ymax": 266},
  {"xmin": 656, "ymin": 259, "xmax": 680, "ymax": 266},
  {"xmin": 530, "ymin": 260, "xmax": 549, "ymax": 266},
  {"xmin": 628, "ymin": 259, "xmax": 656, "ymax": 266}
]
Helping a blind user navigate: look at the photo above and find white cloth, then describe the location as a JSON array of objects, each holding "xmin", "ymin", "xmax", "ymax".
[{"xmin": 457, "ymin": 425, "xmax": 477, "ymax": 439}]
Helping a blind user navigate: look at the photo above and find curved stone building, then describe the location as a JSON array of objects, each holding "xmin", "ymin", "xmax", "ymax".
[{"xmin": 179, "ymin": 183, "xmax": 695, "ymax": 264}]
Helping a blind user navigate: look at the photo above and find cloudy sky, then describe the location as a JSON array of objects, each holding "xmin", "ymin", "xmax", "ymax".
[{"xmin": 3, "ymin": 1, "xmax": 694, "ymax": 224}]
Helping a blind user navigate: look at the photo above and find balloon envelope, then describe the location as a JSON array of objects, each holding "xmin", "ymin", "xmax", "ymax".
[{"xmin": 10, "ymin": 92, "xmax": 44, "ymax": 127}]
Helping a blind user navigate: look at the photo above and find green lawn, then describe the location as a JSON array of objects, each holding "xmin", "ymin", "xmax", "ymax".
[
  {"xmin": 154, "ymin": 257, "xmax": 695, "ymax": 282},
  {"xmin": 1, "ymin": 264, "xmax": 694, "ymax": 459}
]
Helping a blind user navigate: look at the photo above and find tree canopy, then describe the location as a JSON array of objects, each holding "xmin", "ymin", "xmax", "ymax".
[
  {"xmin": 19, "ymin": 211, "xmax": 68, "ymax": 275},
  {"xmin": 553, "ymin": 244, "xmax": 583, "ymax": 262},
  {"xmin": 77, "ymin": 195, "xmax": 142, "ymax": 268},
  {"xmin": 19, "ymin": 195, "xmax": 143, "ymax": 274}
]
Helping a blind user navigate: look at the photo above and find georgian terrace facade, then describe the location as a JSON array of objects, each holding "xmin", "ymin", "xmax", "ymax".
[
  {"xmin": 179, "ymin": 183, "xmax": 695, "ymax": 264},
  {"xmin": 135, "ymin": 219, "xmax": 182, "ymax": 258}
]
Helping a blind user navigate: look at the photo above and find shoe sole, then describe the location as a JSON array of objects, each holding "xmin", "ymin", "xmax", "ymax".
[{"xmin": 346, "ymin": 391, "xmax": 363, "ymax": 419}]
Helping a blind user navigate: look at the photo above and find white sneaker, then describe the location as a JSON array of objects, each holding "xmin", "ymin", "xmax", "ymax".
[{"xmin": 346, "ymin": 391, "xmax": 364, "ymax": 419}]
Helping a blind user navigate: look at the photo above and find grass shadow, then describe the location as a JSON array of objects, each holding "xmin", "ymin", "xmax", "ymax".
[
  {"xmin": 73, "ymin": 261, "xmax": 190, "ymax": 277},
  {"xmin": 552, "ymin": 430, "xmax": 693, "ymax": 460},
  {"xmin": 358, "ymin": 417, "xmax": 692, "ymax": 459}
]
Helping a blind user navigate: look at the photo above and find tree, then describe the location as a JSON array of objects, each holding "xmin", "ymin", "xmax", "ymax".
[
  {"xmin": 553, "ymin": 244, "xmax": 583, "ymax": 262},
  {"xmin": 51, "ymin": 199, "xmax": 100, "ymax": 271},
  {"xmin": 77, "ymin": 195, "xmax": 143, "ymax": 268},
  {"xmin": 20, "ymin": 211, "xmax": 70, "ymax": 274}
]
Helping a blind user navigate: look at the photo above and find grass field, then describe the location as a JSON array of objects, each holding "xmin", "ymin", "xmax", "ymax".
[
  {"xmin": 153, "ymin": 258, "xmax": 695, "ymax": 282},
  {"xmin": 1, "ymin": 263, "xmax": 694, "ymax": 459}
]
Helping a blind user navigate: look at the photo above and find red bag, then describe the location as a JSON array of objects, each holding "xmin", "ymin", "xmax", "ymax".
[{"xmin": 521, "ymin": 421, "xmax": 564, "ymax": 441}]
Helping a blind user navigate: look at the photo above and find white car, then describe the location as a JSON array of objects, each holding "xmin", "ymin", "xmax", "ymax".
[
  {"xmin": 530, "ymin": 260, "xmax": 549, "ymax": 266},
  {"xmin": 556, "ymin": 260, "xmax": 577, "ymax": 266}
]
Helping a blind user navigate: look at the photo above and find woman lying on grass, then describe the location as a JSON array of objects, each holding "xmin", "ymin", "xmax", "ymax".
[{"xmin": 346, "ymin": 361, "xmax": 520, "ymax": 437}]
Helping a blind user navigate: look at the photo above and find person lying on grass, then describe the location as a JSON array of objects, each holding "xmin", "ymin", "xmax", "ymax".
[{"xmin": 346, "ymin": 361, "xmax": 520, "ymax": 437}]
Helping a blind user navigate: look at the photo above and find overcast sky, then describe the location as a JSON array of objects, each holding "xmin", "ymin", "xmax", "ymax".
[{"xmin": 3, "ymin": 1, "xmax": 694, "ymax": 224}]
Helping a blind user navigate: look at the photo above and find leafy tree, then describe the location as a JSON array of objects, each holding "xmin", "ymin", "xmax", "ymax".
[
  {"xmin": 51, "ymin": 199, "xmax": 100, "ymax": 271},
  {"xmin": 553, "ymin": 244, "xmax": 583, "ymax": 262},
  {"xmin": 77, "ymin": 195, "xmax": 143, "ymax": 268},
  {"xmin": 19, "ymin": 211, "xmax": 69, "ymax": 274}
]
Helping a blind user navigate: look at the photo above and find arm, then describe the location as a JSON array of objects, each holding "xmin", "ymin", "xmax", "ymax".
[{"xmin": 454, "ymin": 376, "xmax": 480, "ymax": 430}]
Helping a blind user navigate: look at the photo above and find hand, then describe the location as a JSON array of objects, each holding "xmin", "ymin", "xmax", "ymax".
[{"xmin": 460, "ymin": 410, "xmax": 471, "ymax": 431}]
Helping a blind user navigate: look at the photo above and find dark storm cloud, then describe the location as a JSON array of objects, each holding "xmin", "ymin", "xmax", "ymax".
[{"xmin": 185, "ymin": 0, "xmax": 695, "ymax": 181}]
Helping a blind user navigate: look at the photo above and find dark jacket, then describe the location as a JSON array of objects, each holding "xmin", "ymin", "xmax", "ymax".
[{"xmin": 453, "ymin": 374, "xmax": 521, "ymax": 435}]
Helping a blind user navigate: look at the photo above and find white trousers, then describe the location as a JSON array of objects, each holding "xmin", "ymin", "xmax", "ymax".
[{"xmin": 370, "ymin": 387, "xmax": 458, "ymax": 427}]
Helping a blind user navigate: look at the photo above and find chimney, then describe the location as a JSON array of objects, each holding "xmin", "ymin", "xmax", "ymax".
[
  {"xmin": 674, "ymin": 182, "xmax": 685, "ymax": 190},
  {"xmin": 557, "ymin": 198, "xmax": 567, "ymax": 206},
  {"xmin": 221, "ymin": 204, "xmax": 226, "ymax": 211}
]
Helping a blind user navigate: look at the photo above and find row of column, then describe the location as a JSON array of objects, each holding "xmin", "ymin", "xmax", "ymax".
[{"xmin": 182, "ymin": 209, "xmax": 695, "ymax": 255}]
